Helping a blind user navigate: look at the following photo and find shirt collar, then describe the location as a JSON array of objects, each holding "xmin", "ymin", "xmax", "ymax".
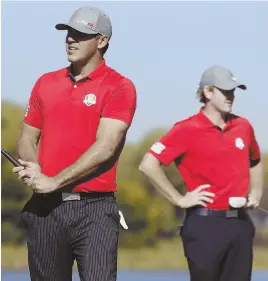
[
  {"xmin": 197, "ymin": 107, "xmax": 236, "ymax": 130},
  {"xmin": 65, "ymin": 59, "xmax": 108, "ymax": 81}
]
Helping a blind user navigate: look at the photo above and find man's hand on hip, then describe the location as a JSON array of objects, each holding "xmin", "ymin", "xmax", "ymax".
[
  {"xmin": 247, "ymin": 190, "xmax": 262, "ymax": 209},
  {"xmin": 177, "ymin": 184, "xmax": 215, "ymax": 208}
]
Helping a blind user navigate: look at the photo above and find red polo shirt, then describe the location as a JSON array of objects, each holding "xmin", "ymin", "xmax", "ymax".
[
  {"xmin": 149, "ymin": 110, "xmax": 261, "ymax": 210},
  {"xmin": 24, "ymin": 60, "xmax": 136, "ymax": 192}
]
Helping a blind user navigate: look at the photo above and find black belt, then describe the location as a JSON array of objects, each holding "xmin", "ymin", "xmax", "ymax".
[
  {"xmin": 33, "ymin": 191, "xmax": 115, "ymax": 201},
  {"xmin": 186, "ymin": 207, "xmax": 248, "ymax": 218}
]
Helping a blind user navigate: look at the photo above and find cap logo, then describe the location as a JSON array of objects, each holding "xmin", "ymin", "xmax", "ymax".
[
  {"xmin": 76, "ymin": 19, "xmax": 88, "ymax": 26},
  {"xmin": 83, "ymin": 93, "xmax": 96, "ymax": 107},
  {"xmin": 87, "ymin": 22, "xmax": 94, "ymax": 27}
]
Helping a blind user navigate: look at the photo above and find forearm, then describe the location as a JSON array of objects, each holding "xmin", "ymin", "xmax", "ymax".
[
  {"xmin": 139, "ymin": 163, "xmax": 183, "ymax": 206},
  {"xmin": 54, "ymin": 141, "xmax": 113, "ymax": 188},
  {"xmin": 17, "ymin": 138, "xmax": 39, "ymax": 164},
  {"xmin": 249, "ymin": 160, "xmax": 264, "ymax": 199}
]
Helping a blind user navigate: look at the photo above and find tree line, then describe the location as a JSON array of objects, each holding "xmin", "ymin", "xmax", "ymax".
[{"xmin": 1, "ymin": 102, "xmax": 268, "ymax": 247}]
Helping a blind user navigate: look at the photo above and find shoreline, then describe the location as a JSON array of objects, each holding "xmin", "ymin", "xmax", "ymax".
[{"xmin": 2, "ymin": 240, "xmax": 268, "ymax": 271}]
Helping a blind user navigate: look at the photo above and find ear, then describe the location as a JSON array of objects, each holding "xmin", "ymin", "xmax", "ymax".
[
  {"xmin": 203, "ymin": 86, "xmax": 213, "ymax": 100},
  {"xmin": 97, "ymin": 35, "xmax": 109, "ymax": 50}
]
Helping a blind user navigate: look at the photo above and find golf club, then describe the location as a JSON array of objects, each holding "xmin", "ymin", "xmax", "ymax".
[{"xmin": 1, "ymin": 148, "xmax": 21, "ymax": 167}]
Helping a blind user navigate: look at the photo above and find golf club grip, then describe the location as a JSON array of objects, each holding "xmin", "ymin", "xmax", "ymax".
[{"xmin": 1, "ymin": 149, "xmax": 21, "ymax": 167}]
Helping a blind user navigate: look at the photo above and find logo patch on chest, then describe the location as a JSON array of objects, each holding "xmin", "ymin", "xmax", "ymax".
[
  {"xmin": 83, "ymin": 93, "xmax": 96, "ymax": 106},
  {"xmin": 235, "ymin": 137, "xmax": 245, "ymax": 150}
]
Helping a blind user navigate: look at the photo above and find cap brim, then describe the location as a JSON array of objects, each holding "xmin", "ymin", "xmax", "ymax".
[
  {"xmin": 55, "ymin": 23, "xmax": 99, "ymax": 35},
  {"xmin": 215, "ymin": 80, "xmax": 247, "ymax": 91},
  {"xmin": 237, "ymin": 83, "xmax": 247, "ymax": 90},
  {"xmin": 55, "ymin": 23, "xmax": 70, "ymax": 30}
]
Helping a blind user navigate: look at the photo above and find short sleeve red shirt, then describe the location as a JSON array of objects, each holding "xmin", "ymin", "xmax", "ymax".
[
  {"xmin": 24, "ymin": 60, "xmax": 137, "ymax": 192},
  {"xmin": 149, "ymin": 110, "xmax": 261, "ymax": 210}
]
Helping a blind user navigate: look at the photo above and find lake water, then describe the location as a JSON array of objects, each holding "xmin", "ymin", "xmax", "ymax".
[{"xmin": 2, "ymin": 270, "xmax": 268, "ymax": 281}]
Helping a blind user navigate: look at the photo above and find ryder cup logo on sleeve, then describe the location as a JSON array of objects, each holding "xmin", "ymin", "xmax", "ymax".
[
  {"xmin": 83, "ymin": 94, "xmax": 96, "ymax": 106},
  {"xmin": 25, "ymin": 105, "xmax": 30, "ymax": 117},
  {"xmin": 235, "ymin": 137, "xmax": 245, "ymax": 150},
  {"xmin": 151, "ymin": 142, "xmax": 166, "ymax": 154}
]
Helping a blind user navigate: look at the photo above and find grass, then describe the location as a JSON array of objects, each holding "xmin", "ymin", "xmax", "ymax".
[{"xmin": 2, "ymin": 240, "xmax": 268, "ymax": 271}]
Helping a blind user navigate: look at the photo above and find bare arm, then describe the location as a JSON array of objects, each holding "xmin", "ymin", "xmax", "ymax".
[
  {"xmin": 249, "ymin": 160, "xmax": 264, "ymax": 201},
  {"xmin": 139, "ymin": 153, "xmax": 184, "ymax": 205},
  {"xmin": 54, "ymin": 118, "xmax": 128, "ymax": 188},
  {"xmin": 17, "ymin": 123, "xmax": 41, "ymax": 163},
  {"xmin": 247, "ymin": 123, "xmax": 264, "ymax": 206},
  {"xmin": 139, "ymin": 153, "xmax": 213, "ymax": 208}
]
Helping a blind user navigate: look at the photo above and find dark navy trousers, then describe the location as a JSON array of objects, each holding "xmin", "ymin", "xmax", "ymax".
[{"xmin": 180, "ymin": 211, "xmax": 255, "ymax": 281}]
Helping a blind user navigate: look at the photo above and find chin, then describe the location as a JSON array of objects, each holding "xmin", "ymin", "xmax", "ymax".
[
  {"xmin": 217, "ymin": 105, "xmax": 232, "ymax": 114},
  {"xmin": 67, "ymin": 55, "xmax": 79, "ymax": 63},
  {"xmin": 223, "ymin": 107, "xmax": 232, "ymax": 114},
  {"xmin": 223, "ymin": 103, "xmax": 233, "ymax": 112}
]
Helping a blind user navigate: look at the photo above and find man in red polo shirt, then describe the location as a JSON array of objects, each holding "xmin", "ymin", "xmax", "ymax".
[
  {"xmin": 13, "ymin": 6, "xmax": 136, "ymax": 281},
  {"xmin": 139, "ymin": 65, "xmax": 264, "ymax": 281}
]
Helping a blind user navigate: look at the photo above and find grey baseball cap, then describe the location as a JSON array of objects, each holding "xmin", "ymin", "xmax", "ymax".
[
  {"xmin": 55, "ymin": 6, "xmax": 112, "ymax": 40},
  {"xmin": 199, "ymin": 65, "xmax": 246, "ymax": 90}
]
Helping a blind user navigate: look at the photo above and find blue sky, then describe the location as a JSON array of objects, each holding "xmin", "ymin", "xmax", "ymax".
[{"xmin": 2, "ymin": 1, "xmax": 268, "ymax": 152}]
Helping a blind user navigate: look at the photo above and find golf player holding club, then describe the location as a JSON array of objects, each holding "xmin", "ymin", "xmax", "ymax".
[
  {"xmin": 139, "ymin": 65, "xmax": 264, "ymax": 281},
  {"xmin": 13, "ymin": 6, "xmax": 136, "ymax": 281}
]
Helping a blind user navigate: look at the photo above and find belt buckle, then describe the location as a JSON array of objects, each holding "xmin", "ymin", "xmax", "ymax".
[
  {"xmin": 62, "ymin": 192, "xmax": 80, "ymax": 201},
  {"xmin": 226, "ymin": 210, "xmax": 238, "ymax": 218}
]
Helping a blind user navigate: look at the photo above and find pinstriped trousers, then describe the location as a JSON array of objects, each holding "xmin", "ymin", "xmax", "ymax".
[{"xmin": 20, "ymin": 193, "xmax": 120, "ymax": 281}]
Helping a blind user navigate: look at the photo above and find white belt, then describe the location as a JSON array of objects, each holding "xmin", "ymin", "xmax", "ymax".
[{"xmin": 62, "ymin": 192, "xmax": 81, "ymax": 201}]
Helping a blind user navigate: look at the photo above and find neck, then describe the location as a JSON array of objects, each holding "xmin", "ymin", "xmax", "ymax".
[
  {"xmin": 71, "ymin": 55, "xmax": 103, "ymax": 79},
  {"xmin": 203, "ymin": 105, "xmax": 229, "ymax": 128}
]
